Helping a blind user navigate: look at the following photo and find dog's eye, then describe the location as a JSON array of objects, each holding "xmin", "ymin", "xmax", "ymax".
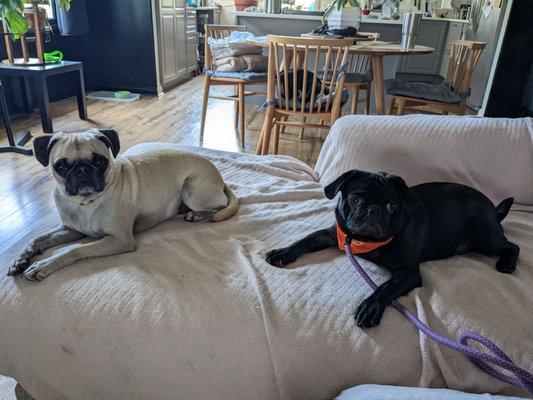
[
  {"xmin": 53, "ymin": 161, "xmax": 68, "ymax": 176},
  {"xmin": 350, "ymin": 195, "xmax": 362, "ymax": 206},
  {"xmin": 387, "ymin": 203, "xmax": 397, "ymax": 212},
  {"xmin": 93, "ymin": 156, "xmax": 108, "ymax": 170}
]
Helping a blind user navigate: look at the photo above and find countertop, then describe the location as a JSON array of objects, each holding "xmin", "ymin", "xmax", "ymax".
[{"xmin": 232, "ymin": 11, "xmax": 470, "ymax": 24}]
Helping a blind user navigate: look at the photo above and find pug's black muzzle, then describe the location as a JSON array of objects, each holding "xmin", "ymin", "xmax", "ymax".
[
  {"xmin": 65, "ymin": 160, "xmax": 106, "ymax": 197},
  {"xmin": 346, "ymin": 206, "xmax": 388, "ymax": 239}
]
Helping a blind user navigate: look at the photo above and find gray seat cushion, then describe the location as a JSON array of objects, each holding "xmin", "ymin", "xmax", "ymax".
[
  {"xmin": 344, "ymin": 71, "xmax": 373, "ymax": 84},
  {"xmin": 270, "ymin": 88, "xmax": 350, "ymax": 112},
  {"xmin": 319, "ymin": 70, "xmax": 373, "ymax": 84},
  {"xmin": 204, "ymin": 69, "xmax": 267, "ymax": 81},
  {"xmin": 385, "ymin": 79, "xmax": 463, "ymax": 104},
  {"xmin": 395, "ymin": 73, "xmax": 445, "ymax": 84}
]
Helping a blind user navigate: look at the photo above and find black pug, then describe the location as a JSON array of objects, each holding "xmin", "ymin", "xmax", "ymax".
[{"xmin": 265, "ymin": 170, "xmax": 520, "ymax": 328}]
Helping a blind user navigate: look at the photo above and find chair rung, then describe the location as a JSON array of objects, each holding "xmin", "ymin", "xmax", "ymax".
[
  {"xmin": 275, "ymin": 120, "xmax": 330, "ymax": 129},
  {"xmin": 209, "ymin": 95, "xmax": 238, "ymax": 101}
]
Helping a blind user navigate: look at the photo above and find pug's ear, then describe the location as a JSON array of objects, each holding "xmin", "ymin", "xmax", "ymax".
[
  {"xmin": 386, "ymin": 173, "xmax": 420, "ymax": 212},
  {"xmin": 33, "ymin": 135, "xmax": 58, "ymax": 167},
  {"xmin": 324, "ymin": 170, "xmax": 360, "ymax": 199},
  {"xmin": 97, "ymin": 129, "xmax": 120, "ymax": 157}
]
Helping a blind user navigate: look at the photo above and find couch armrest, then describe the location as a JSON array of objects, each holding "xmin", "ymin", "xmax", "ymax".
[{"xmin": 315, "ymin": 115, "xmax": 533, "ymax": 206}]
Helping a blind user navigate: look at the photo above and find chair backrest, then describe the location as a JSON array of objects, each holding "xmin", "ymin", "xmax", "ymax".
[
  {"xmin": 347, "ymin": 32, "xmax": 380, "ymax": 74},
  {"xmin": 445, "ymin": 40, "xmax": 486, "ymax": 95},
  {"xmin": 204, "ymin": 25, "xmax": 247, "ymax": 70},
  {"xmin": 265, "ymin": 35, "xmax": 353, "ymax": 116}
]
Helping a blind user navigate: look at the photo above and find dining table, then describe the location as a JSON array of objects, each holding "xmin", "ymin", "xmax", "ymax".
[{"xmin": 248, "ymin": 37, "xmax": 434, "ymax": 115}]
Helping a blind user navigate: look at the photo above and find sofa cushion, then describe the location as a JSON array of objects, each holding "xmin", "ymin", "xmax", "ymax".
[
  {"xmin": 385, "ymin": 79, "xmax": 463, "ymax": 104},
  {"xmin": 204, "ymin": 69, "xmax": 268, "ymax": 81},
  {"xmin": 316, "ymin": 115, "xmax": 533, "ymax": 207}
]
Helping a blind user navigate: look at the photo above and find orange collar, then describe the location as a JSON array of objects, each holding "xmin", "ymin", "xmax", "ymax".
[{"xmin": 336, "ymin": 221, "xmax": 393, "ymax": 253}]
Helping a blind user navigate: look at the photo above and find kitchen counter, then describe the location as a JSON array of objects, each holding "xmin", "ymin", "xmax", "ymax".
[{"xmin": 232, "ymin": 11, "xmax": 470, "ymax": 25}]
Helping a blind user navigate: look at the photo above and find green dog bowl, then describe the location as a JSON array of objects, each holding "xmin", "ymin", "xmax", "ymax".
[{"xmin": 114, "ymin": 91, "xmax": 131, "ymax": 99}]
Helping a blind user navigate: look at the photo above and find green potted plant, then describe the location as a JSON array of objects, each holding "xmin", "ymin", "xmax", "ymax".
[
  {"xmin": 0, "ymin": 0, "xmax": 72, "ymax": 39},
  {"xmin": 322, "ymin": 0, "xmax": 362, "ymax": 30}
]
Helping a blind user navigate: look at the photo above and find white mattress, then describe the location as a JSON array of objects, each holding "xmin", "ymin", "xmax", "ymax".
[{"xmin": 0, "ymin": 141, "xmax": 531, "ymax": 399}]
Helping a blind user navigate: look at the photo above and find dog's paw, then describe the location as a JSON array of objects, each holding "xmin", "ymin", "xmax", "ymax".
[
  {"xmin": 354, "ymin": 297, "xmax": 385, "ymax": 328},
  {"xmin": 265, "ymin": 248, "xmax": 296, "ymax": 268},
  {"xmin": 21, "ymin": 259, "xmax": 57, "ymax": 282},
  {"xmin": 8, "ymin": 247, "xmax": 40, "ymax": 276},
  {"xmin": 184, "ymin": 210, "xmax": 214, "ymax": 222},
  {"xmin": 496, "ymin": 258, "xmax": 516, "ymax": 274}
]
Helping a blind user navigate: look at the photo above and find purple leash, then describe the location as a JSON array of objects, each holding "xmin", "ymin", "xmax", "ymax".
[{"xmin": 344, "ymin": 243, "xmax": 533, "ymax": 395}]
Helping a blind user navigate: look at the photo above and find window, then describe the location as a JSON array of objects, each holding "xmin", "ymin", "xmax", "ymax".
[
  {"xmin": 24, "ymin": 2, "xmax": 55, "ymax": 20},
  {"xmin": 281, "ymin": 0, "xmax": 335, "ymax": 12}
]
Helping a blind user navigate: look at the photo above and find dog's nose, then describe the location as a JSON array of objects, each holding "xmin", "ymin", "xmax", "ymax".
[
  {"xmin": 75, "ymin": 165, "xmax": 88, "ymax": 176},
  {"xmin": 367, "ymin": 206, "xmax": 382, "ymax": 217}
]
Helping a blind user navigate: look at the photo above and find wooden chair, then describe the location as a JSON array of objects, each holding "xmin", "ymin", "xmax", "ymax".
[
  {"xmin": 200, "ymin": 25, "xmax": 267, "ymax": 148},
  {"xmin": 387, "ymin": 40, "xmax": 486, "ymax": 115},
  {"xmin": 285, "ymin": 33, "xmax": 379, "ymax": 140},
  {"xmin": 256, "ymin": 35, "xmax": 353, "ymax": 155},
  {"xmin": 343, "ymin": 32, "xmax": 380, "ymax": 116}
]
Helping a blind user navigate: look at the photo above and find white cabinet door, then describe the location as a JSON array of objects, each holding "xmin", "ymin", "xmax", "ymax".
[
  {"xmin": 175, "ymin": 8, "xmax": 187, "ymax": 74},
  {"xmin": 160, "ymin": 11, "xmax": 178, "ymax": 82}
]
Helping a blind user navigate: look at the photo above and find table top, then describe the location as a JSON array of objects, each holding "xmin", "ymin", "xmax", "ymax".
[
  {"xmin": 348, "ymin": 41, "xmax": 434, "ymax": 55},
  {"xmin": 0, "ymin": 60, "xmax": 82, "ymax": 76},
  {"xmin": 248, "ymin": 38, "xmax": 434, "ymax": 56}
]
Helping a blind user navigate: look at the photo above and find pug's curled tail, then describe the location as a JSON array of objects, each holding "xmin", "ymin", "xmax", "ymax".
[
  {"xmin": 495, "ymin": 197, "xmax": 513, "ymax": 222},
  {"xmin": 212, "ymin": 185, "xmax": 239, "ymax": 222}
]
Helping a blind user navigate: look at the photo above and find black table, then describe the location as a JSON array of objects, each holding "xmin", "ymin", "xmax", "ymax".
[{"xmin": 0, "ymin": 61, "xmax": 87, "ymax": 133}]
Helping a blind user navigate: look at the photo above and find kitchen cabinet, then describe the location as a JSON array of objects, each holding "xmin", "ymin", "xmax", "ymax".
[
  {"xmin": 439, "ymin": 21, "xmax": 466, "ymax": 76},
  {"xmin": 157, "ymin": 0, "xmax": 197, "ymax": 89},
  {"xmin": 186, "ymin": 9, "xmax": 198, "ymax": 73},
  {"xmin": 397, "ymin": 19, "xmax": 448, "ymax": 75}
]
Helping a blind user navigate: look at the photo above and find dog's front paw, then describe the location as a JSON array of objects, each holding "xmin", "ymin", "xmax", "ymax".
[
  {"xmin": 9, "ymin": 246, "xmax": 41, "ymax": 276},
  {"xmin": 21, "ymin": 259, "xmax": 58, "ymax": 282},
  {"xmin": 354, "ymin": 297, "xmax": 385, "ymax": 328},
  {"xmin": 265, "ymin": 248, "xmax": 297, "ymax": 268}
]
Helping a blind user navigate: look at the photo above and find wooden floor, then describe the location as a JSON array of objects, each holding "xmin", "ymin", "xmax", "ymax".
[{"xmin": 0, "ymin": 76, "xmax": 331, "ymax": 265}]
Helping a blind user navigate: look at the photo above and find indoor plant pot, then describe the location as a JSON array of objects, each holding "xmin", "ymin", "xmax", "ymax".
[{"xmin": 323, "ymin": 0, "xmax": 362, "ymax": 30}]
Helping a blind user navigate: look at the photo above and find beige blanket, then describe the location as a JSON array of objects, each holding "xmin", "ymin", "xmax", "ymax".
[
  {"xmin": 213, "ymin": 55, "xmax": 268, "ymax": 72},
  {"xmin": 0, "ymin": 116, "xmax": 531, "ymax": 399}
]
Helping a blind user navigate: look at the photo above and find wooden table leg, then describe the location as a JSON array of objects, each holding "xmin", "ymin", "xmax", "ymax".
[
  {"xmin": 371, "ymin": 55, "xmax": 385, "ymax": 115},
  {"xmin": 77, "ymin": 67, "xmax": 88, "ymax": 120},
  {"xmin": 34, "ymin": 76, "xmax": 53, "ymax": 133}
]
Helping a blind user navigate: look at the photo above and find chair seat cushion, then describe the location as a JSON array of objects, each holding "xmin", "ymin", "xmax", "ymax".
[
  {"xmin": 385, "ymin": 79, "xmax": 463, "ymax": 104},
  {"xmin": 344, "ymin": 71, "xmax": 373, "ymax": 84},
  {"xmin": 395, "ymin": 72, "xmax": 445, "ymax": 84},
  {"xmin": 319, "ymin": 70, "xmax": 373, "ymax": 84},
  {"xmin": 276, "ymin": 88, "xmax": 350, "ymax": 112},
  {"xmin": 204, "ymin": 69, "xmax": 268, "ymax": 81}
]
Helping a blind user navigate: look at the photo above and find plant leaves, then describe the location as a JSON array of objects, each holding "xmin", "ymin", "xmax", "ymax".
[
  {"xmin": 5, "ymin": 8, "xmax": 28, "ymax": 39},
  {"xmin": 58, "ymin": 0, "xmax": 71, "ymax": 11}
]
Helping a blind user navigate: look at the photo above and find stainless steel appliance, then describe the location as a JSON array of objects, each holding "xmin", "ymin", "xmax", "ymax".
[
  {"xmin": 465, "ymin": 0, "xmax": 507, "ymax": 109},
  {"xmin": 265, "ymin": 0, "xmax": 281, "ymax": 14}
]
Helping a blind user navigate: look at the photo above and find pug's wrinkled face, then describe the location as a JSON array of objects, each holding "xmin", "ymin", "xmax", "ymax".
[
  {"xmin": 325, "ymin": 170, "xmax": 417, "ymax": 241},
  {"xmin": 33, "ymin": 129, "xmax": 120, "ymax": 204}
]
